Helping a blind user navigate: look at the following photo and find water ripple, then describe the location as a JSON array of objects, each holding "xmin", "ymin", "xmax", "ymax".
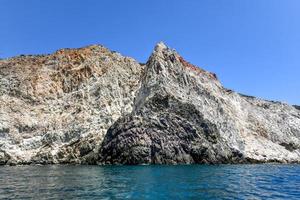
[{"xmin": 0, "ymin": 164, "xmax": 300, "ymax": 199}]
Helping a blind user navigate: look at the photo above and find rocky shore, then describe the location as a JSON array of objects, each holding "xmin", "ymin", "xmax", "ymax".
[{"xmin": 1, "ymin": 43, "xmax": 299, "ymax": 165}]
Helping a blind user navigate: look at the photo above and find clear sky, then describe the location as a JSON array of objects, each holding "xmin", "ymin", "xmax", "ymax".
[{"xmin": 1, "ymin": 0, "xmax": 299, "ymax": 105}]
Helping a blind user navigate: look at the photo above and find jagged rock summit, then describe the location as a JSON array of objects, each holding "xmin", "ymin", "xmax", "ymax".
[{"xmin": 1, "ymin": 43, "xmax": 300, "ymax": 165}]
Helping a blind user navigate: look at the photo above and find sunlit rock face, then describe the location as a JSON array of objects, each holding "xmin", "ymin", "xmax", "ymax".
[
  {"xmin": 0, "ymin": 45, "xmax": 143, "ymax": 165},
  {"xmin": 1, "ymin": 43, "xmax": 300, "ymax": 165}
]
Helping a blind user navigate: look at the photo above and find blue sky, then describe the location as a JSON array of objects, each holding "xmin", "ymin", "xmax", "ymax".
[{"xmin": 1, "ymin": 0, "xmax": 299, "ymax": 104}]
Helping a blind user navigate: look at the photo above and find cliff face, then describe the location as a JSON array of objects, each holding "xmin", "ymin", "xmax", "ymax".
[
  {"xmin": 1, "ymin": 43, "xmax": 300, "ymax": 165},
  {"xmin": 0, "ymin": 45, "xmax": 143, "ymax": 165}
]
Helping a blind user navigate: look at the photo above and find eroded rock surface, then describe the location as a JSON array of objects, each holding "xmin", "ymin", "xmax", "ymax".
[
  {"xmin": 99, "ymin": 42, "xmax": 300, "ymax": 164},
  {"xmin": 0, "ymin": 45, "xmax": 143, "ymax": 165},
  {"xmin": 1, "ymin": 42, "xmax": 300, "ymax": 165}
]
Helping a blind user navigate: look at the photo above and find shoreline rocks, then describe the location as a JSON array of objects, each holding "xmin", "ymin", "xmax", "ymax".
[{"xmin": 1, "ymin": 42, "xmax": 300, "ymax": 165}]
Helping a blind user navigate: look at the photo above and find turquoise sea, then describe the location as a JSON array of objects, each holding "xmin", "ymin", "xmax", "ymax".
[{"xmin": 0, "ymin": 164, "xmax": 299, "ymax": 199}]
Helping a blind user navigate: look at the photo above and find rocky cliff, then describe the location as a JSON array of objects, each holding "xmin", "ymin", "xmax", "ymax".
[
  {"xmin": 0, "ymin": 45, "xmax": 143, "ymax": 165},
  {"xmin": 1, "ymin": 43, "xmax": 300, "ymax": 165}
]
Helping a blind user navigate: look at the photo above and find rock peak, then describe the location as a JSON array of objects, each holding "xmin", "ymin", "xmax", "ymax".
[{"xmin": 154, "ymin": 41, "xmax": 168, "ymax": 52}]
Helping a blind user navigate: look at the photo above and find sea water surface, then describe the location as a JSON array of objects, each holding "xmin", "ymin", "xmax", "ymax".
[{"xmin": 0, "ymin": 164, "xmax": 299, "ymax": 199}]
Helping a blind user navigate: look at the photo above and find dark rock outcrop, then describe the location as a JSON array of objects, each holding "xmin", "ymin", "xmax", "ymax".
[{"xmin": 99, "ymin": 94, "xmax": 244, "ymax": 164}]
